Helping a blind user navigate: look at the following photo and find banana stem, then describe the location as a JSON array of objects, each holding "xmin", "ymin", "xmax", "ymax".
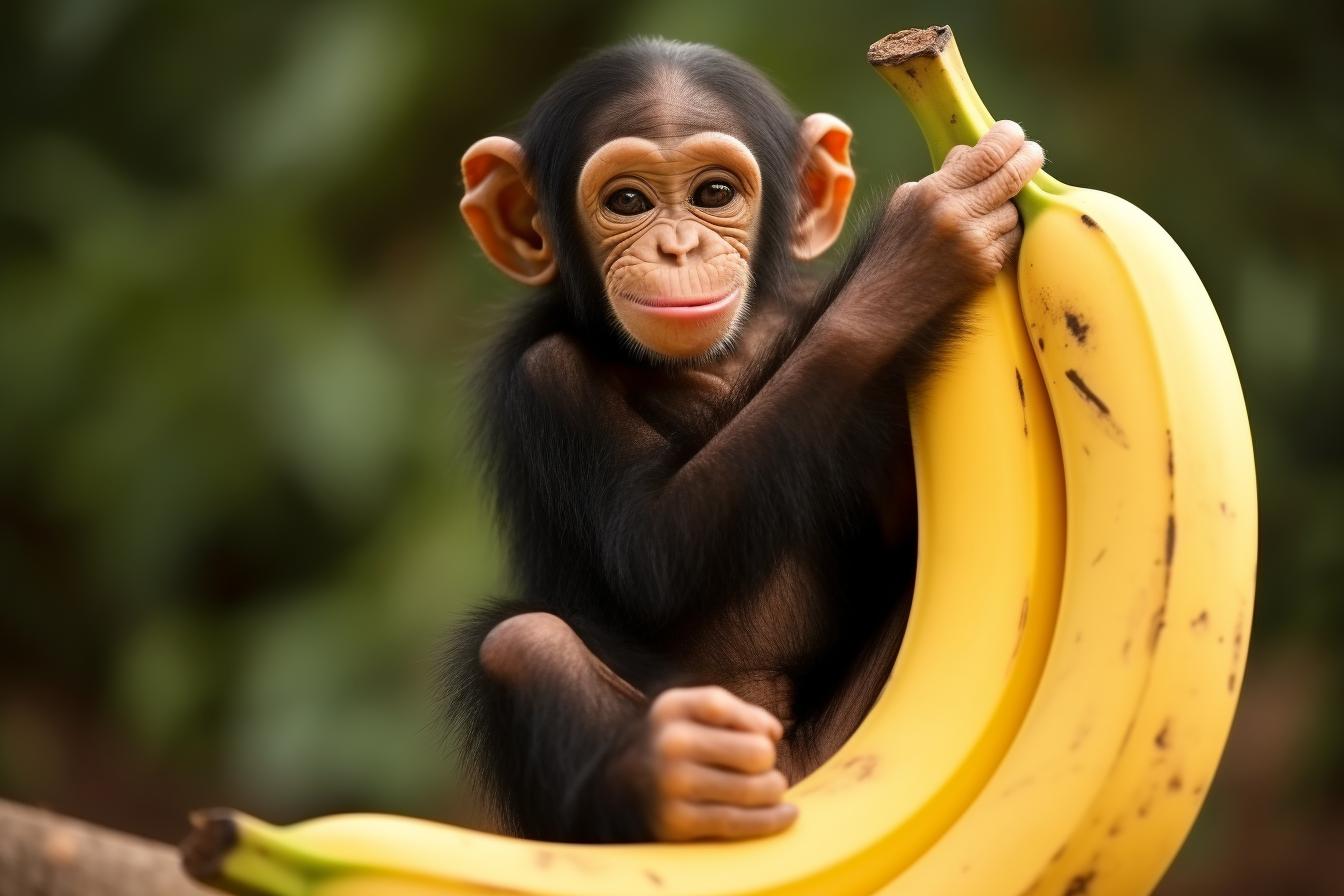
[
  {"xmin": 868, "ymin": 26, "xmax": 1055, "ymax": 222},
  {"xmin": 183, "ymin": 810, "xmax": 318, "ymax": 896}
]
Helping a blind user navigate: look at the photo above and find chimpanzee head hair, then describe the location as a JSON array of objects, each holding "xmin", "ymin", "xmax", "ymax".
[{"xmin": 516, "ymin": 38, "xmax": 805, "ymax": 337}]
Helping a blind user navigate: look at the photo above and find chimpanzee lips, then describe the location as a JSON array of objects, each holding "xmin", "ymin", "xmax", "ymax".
[{"xmin": 621, "ymin": 289, "xmax": 741, "ymax": 320}]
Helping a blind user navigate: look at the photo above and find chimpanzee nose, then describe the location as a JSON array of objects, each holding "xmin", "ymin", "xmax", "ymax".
[{"xmin": 655, "ymin": 220, "xmax": 702, "ymax": 264}]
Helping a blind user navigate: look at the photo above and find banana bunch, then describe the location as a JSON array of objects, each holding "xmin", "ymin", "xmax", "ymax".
[{"xmin": 182, "ymin": 26, "xmax": 1255, "ymax": 896}]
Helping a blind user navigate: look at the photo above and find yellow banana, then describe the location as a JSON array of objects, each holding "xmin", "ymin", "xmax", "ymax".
[
  {"xmin": 867, "ymin": 26, "xmax": 1255, "ymax": 896},
  {"xmin": 181, "ymin": 26, "xmax": 1253, "ymax": 896}
]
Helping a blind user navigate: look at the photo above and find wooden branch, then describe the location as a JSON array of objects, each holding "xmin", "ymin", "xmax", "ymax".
[{"xmin": 0, "ymin": 798, "xmax": 213, "ymax": 896}]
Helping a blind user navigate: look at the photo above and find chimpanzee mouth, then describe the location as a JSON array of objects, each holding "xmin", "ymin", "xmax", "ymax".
[{"xmin": 622, "ymin": 289, "xmax": 741, "ymax": 318}]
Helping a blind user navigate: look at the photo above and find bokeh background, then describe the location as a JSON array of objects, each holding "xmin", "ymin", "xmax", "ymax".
[{"xmin": 2, "ymin": 0, "xmax": 1341, "ymax": 893}]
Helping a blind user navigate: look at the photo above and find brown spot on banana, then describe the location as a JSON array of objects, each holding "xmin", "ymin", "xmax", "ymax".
[
  {"xmin": 843, "ymin": 754, "xmax": 878, "ymax": 780},
  {"xmin": 1149, "ymin": 601, "xmax": 1167, "ymax": 652},
  {"xmin": 1064, "ymin": 370, "xmax": 1108, "ymax": 414},
  {"xmin": 1155, "ymin": 720, "xmax": 1171, "ymax": 750},
  {"xmin": 1064, "ymin": 369, "xmax": 1129, "ymax": 447},
  {"xmin": 1147, "ymin": 515, "xmax": 1175, "ymax": 651},
  {"xmin": 1062, "ymin": 870, "xmax": 1096, "ymax": 895},
  {"xmin": 1064, "ymin": 311, "xmax": 1090, "ymax": 344},
  {"xmin": 1016, "ymin": 368, "xmax": 1029, "ymax": 435}
]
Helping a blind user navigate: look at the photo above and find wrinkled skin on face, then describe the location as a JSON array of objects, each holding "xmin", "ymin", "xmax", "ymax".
[{"xmin": 577, "ymin": 133, "xmax": 762, "ymax": 359}]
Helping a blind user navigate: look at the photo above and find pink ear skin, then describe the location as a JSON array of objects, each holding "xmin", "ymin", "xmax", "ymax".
[
  {"xmin": 792, "ymin": 113, "xmax": 857, "ymax": 262},
  {"xmin": 460, "ymin": 136, "xmax": 558, "ymax": 286}
]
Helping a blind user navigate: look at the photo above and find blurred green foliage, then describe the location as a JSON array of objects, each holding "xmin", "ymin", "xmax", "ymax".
[{"xmin": 1, "ymin": 0, "xmax": 1341, "ymax": 883}]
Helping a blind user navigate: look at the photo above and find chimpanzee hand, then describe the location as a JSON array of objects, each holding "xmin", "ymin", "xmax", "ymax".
[
  {"xmin": 637, "ymin": 686, "xmax": 795, "ymax": 841},
  {"xmin": 835, "ymin": 120, "xmax": 1044, "ymax": 346}
]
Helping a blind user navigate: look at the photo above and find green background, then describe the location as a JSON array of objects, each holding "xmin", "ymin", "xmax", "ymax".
[{"xmin": 2, "ymin": 1, "xmax": 1341, "ymax": 892}]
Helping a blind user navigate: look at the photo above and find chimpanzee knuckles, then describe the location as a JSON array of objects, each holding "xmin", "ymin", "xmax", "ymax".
[
  {"xmin": 938, "ymin": 122, "xmax": 1043, "ymax": 213},
  {"xmin": 970, "ymin": 143, "xmax": 1043, "ymax": 215},
  {"xmin": 792, "ymin": 113, "xmax": 857, "ymax": 261},
  {"xmin": 982, "ymin": 202, "xmax": 1021, "ymax": 238},
  {"xmin": 460, "ymin": 136, "xmax": 557, "ymax": 285},
  {"xmin": 651, "ymin": 685, "xmax": 784, "ymax": 738},
  {"xmin": 936, "ymin": 120, "xmax": 1024, "ymax": 189},
  {"xmin": 654, "ymin": 800, "xmax": 799, "ymax": 842},
  {"xmin": 660, "ymin": 765, "xmax": 789, "ymax": 806},
  {"xmin": 655, "ymin": 723, "xmax": 778, "ymax": 773}
]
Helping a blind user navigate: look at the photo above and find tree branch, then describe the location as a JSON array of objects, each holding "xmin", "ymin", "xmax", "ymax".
[{"xmin": 0, "ymin": 798, "xmax": 213, "ymax": 896}]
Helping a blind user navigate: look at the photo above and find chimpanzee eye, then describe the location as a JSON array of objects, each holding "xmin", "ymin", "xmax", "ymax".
[
  {"xmin": 692, "ymin": 181, "xmax": 735, "ymax": 209},
  {"xmin": 605, "ymin": 189, "xmax": 653, "ymax": 216}
]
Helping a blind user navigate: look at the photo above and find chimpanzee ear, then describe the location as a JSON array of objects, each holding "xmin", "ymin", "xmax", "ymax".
[
  {"xmin": 792, "ymin": 113, "xmax": 856, "ymax": 261},
  {"xmin": 460, "ymin": 137, "xmax": 557, "ymax": 285}
]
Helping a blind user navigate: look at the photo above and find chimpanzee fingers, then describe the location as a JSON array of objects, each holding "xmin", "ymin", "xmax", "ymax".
[
  {"xmin": 691, "ymin": 727, "xmax": 778, "ymax": 773},
  {"xmin": 936, "ymin": 120, "xmax": 1025, "ymax": 190},
  {"xmin": 652, "ymin": 685, "xmax": 783, "ymax": 738},
  {"xmin": 660, "ymin": 762, "xmax": 788, "ymax": 806},
  {"xmin": 966, "ymin": 139, "xmax": 1044, "ymax": 215},
  {"xmin": 655, "ymin": 800, "xmax": 799, "ymax": 841},
  {"xmin": 941, "ymin": 142, "xmax": 971, "ymax": 170},
  {"xmin": 655, "ymin": 720, "xmax": 777, "ymax": 773},
  {"xmin": 993, "ymin": 225, "xmax": 1024, "ymax": 268},
  {"xmin": 983, "ymin": 201, "xmax": 1021, "ymax": 238},
  {"xmin": 701, "ymin": 801, "xmax": 798, "ymax": 839}
]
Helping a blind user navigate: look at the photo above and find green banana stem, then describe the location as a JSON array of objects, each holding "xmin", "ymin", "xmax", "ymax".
[
  {"xmin": 184, "ymin": 809, "xmax": 327, "ymax": 896},
  {"xmin": 868, "ymin": 26, "xmax": 1056, "ymax": 222}
]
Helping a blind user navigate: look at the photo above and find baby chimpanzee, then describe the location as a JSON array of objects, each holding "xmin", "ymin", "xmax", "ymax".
[{"xmin": 441, "ymin": 38, "xmax": 1042, "ymax": 843}]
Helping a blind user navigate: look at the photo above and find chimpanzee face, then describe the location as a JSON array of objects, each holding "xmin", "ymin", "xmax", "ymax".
[{"xmin": 577, "ymin": 132, "xmax": 761, "ymax": 358}]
